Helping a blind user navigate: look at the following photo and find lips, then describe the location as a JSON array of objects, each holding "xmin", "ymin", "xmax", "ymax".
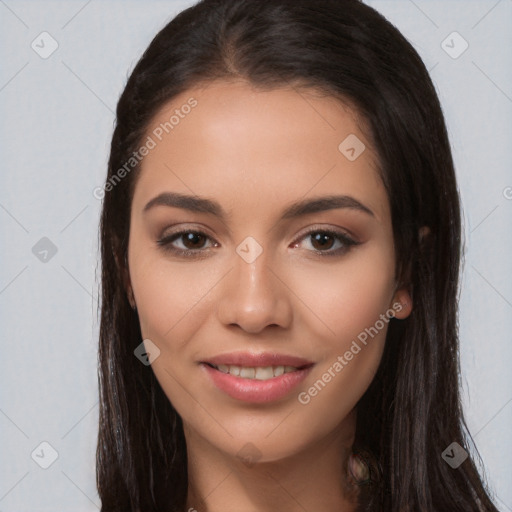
[{"xmin": 200, "ymin": 352, "xmax": 314, "ymax": 403}]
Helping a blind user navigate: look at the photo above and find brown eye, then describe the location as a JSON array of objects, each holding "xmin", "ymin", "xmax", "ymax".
[
  {"xmin": 293, "ymin": 228, "xmax": 360, "ymax": 256},
  {"xmin": 180, "ymin": 232, "xmax": 208, "ymax": 249},
  {"xmin": 310, "ymin": 232, "xmax": 336, "ymax": 251},
  {"xmin": 157, "ymin": 230, "xmax": 217, "ymax": 256}
]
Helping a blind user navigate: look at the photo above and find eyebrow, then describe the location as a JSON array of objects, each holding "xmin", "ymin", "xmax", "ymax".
[{"xmin": 143, "ymin": 192, "xmax": 375, "ymax": 219}]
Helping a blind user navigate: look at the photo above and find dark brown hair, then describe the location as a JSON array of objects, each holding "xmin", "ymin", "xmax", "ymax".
[{"xmin": 96, "ymin": 0, "xmax": 499, "ymax": 510}]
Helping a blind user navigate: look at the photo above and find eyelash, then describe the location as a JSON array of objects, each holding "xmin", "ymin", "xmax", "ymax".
[{"xmin": 156, "ymin": 227, "xmax": 360, "ymax": 258}]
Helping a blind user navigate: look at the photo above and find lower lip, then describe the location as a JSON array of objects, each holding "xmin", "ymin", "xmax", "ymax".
[{"xmin": 201, "ymin": 363, "xmax": 313, "ymax": 403}]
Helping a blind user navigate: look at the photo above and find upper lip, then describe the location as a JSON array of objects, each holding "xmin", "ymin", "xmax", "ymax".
[{"xmin": 201, "ymin": 352, "xmax": 314, "ymax": 368}]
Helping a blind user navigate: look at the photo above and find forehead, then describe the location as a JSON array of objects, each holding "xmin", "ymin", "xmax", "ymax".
[{"xmin": 132, "ymin": 80, "xmax": 389, "ymax": 224}]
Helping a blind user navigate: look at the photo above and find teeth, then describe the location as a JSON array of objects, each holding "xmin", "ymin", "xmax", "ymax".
[
  {"xmin": 254, "ymin": 367, "xmax": 274, "ymax": 380},
  {"xmin": 240, "ymin": 367, "xmax": 255, "ymax": 379},
  {"xmin": 229, "ymin": 365, "xmax": 241, "ymax": 376},
  {"xmin": 274, "ymin": 365, "xmax": 284, "ymax": 377},
  {"xmin": 213, "ymin": 364, "xmax": 299, "ymax": 380}
]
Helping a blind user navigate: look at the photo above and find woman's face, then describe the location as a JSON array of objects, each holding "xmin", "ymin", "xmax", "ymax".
[{"xmin": 127, "ymin": 80, "xmax": 412, "ymax": 463}]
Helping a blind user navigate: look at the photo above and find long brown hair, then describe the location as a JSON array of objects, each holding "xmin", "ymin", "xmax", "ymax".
[{"xmin": 96, "ymin": 1, "xmax": 499, "ymax": 510}]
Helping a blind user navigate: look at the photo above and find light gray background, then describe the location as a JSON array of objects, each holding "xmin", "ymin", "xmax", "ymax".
[{"xmin": 1, "ymin": 0, "xmax": 511, "ymax": 510}]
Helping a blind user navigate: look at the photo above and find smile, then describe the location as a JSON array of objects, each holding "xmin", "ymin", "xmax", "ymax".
[
  {"xmin": 207, "ymin": 363, "xmax": 300, "ymax": 380},
  {"xmin": 201, "ymin": 359, "xmax": 314, "ymax": 403}
]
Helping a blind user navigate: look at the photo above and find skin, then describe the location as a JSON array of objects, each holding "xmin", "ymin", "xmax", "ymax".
[{"xmin": 126, "ymin": 80, "xmax": 413, "ymax": 512}]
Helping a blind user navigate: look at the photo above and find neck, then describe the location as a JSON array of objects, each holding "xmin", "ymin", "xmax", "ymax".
[{"xmin": 184, "ymin": 411, "xmax": 360, "ymax": 512}]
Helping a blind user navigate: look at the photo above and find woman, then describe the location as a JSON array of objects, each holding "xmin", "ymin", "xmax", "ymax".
[{"xmin": 96, "ymin": 0, "xmax": 500, "ymax": 510}]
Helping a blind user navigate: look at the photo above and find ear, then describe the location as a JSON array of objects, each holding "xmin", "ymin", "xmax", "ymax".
[
  {"xmin": 389, "ymin": 257, "xmax": 413, "ymax": 320},
  {"xmin": 389, "ymin": 225, "xmax": 431, "ymax": 320},
  {"xmin": 390, "ymin": 286, "xmax": 412, "ymax": 319}
]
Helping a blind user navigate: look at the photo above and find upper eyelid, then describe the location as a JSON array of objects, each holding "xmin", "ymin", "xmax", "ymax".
[{"xmin": 158, "ymin": 224, "xmax": 217, "ymax": 242}]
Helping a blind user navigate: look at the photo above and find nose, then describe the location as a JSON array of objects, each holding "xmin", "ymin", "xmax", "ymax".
[{"xmin": 216, "ymin": 248, "xmax": 293, "ymax": 334}]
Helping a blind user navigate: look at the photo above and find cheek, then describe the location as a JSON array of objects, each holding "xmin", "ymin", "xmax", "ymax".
[
  {"xmin": 131, "ymin": 255, "xmax": 222, "ymax": 349},
  {"xmin": 289, "ymin": 248, "xmax": 395, "ymax": 418},
  {"xmin": 130, "ymin": 258, "xmax": 221, "ymax": 418},
  {"xmin": 289, "ymin": 245, "xmax": 396, "ymax": 345}
]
